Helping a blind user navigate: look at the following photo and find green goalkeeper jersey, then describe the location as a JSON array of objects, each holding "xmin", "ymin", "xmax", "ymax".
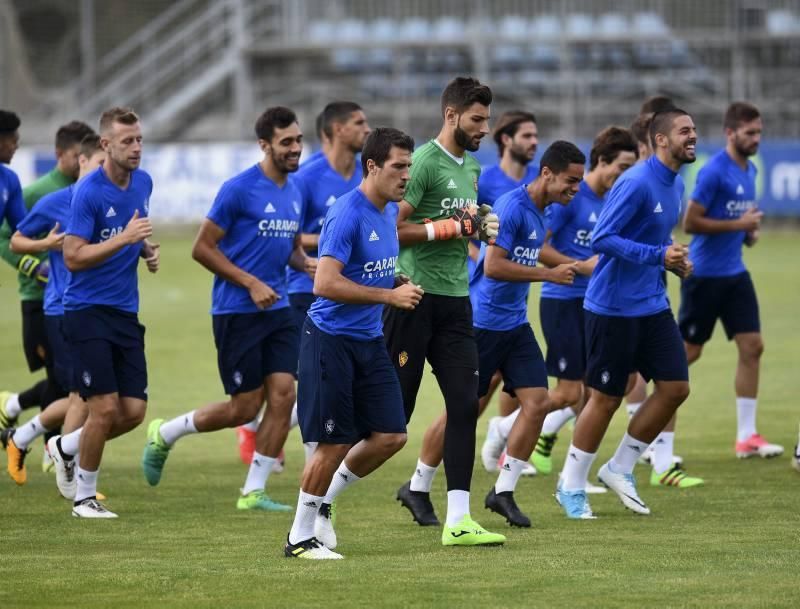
[
  {"xmin": 0, "ymin": 167, "xmax": 74, "ymax": 301},
  {"xmin": 397, "ymin": 140, "xmax": 482, "ymax": 297}
]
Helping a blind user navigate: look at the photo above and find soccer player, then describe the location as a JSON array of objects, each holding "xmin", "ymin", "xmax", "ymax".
[
  {"xmin": 0, "ymin": 110, "xmax": 26, "ymax": 235},
  {"xmin": 680, "ymin": 102, "xmax": 782, "ymax": 459},
  {"xmin": 3, "ymin": 134, "xmax": 109, "ymax": 490},
  {"xmin": 0, "ymin": 120, "xmax": 94, "ymax": 471},
  {"xmin": 475, "ymin": 141, "xmax": 584, "ymax": 527},
  {"xmin": 385, "ymin": 76, "xmax": 503, "ymax": 546},
  {"xmin": 526, "ymin": 127, "xmax": 638, "ymax": 477},
  {"xmin": 141, "ymin": 106, "xmax": 314, "ymax": 512},
  {"xmin": 477, "ymin": 110, "xmax": 539, "ymax": 205},
  {"xmin": 557, "ymin": 108, "xmax": 696, "ymax": 519},
  {"xmin": 285, "ymin": 127, "xmax": 422, "ymax": 559},
  {"xmin": 62, "ymin": 107, "xmax": 157, "ymax": 518}
]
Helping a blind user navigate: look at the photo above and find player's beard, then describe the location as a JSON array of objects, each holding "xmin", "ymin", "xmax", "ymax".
[
  {"xmin": 734, "ymin": 135, "xmax": 758, "ymax": 158},
  {"xmin": 454, "ymin": 122, "xmax": 481, "ymax": 152},
  {"xmin": 671, "ymin": 139, "xmax": 696, "ymax": 164},
  {"xmin": 275, "ymin": 153, "xmax": 300, "ymax": 174},
  {"xmin": 509, "ymin": 143, "xmax": 535, "ymax": 166}
]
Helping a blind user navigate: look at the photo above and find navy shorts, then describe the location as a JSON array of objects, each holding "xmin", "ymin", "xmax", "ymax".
[
  {"xmin": 585, "ymin": 309, "xmax": 688, "ymax": 397},
  {"xmin": 289, "ymin": 292, "xmax": 316, "ymax": 339},
  {"xmin": 298, "ymin": 317, "xmax": 406, "ymax": 444},
  {"xmin": 678, "ymin": 271, "xmax": 760, "ymax": 345},
  {"xmin": 475, "ymin": 323, "xmax": 548, "ymax": 398},
  {"xmin": 22, "ymin": 300, "xmax": 48, "ymax": 372},
  {"xmin": 44, "ymin": 315, "xmax": 76, "ymax": 393},
  {"xmin": 64, "ymin": 306, "xmax": 148, "ymax": 401},
  {"xmin": 212, "ymin": 307, "xmax": 298, "ymax": 395},
  {"xmin": 540, "ymin": 297, "xmax": 586, "ymax": 380}
]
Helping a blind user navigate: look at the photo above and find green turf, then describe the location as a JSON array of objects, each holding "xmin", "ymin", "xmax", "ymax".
[{"xmin": 1, "ymin": 229, "xmax": 798, "ymax": 609}]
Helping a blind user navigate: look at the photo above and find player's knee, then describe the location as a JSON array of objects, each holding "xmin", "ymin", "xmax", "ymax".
[
  {"xmin": 739, "ymin": 335, "xmax": 764, "ymax": 362},
  {"xmin": 685, "ymin": 343, "xmax": 703, "ymax": 364},
  {"xmin": 670, "ymin": 382, "xmax": 691, "ymax": 405},
  {"xmin": 267, "ymin": 385, "xmax": 296, "ymax": 412},
  {"xmin": 230, "ymin": 395, "xmax": 262, "ymax": 426},
  {"xmin": 379, "ymin": 432, "xmax": 407, "ymax": 456},
  {"xmin": 89, "ymin": 397, "xmax": 118, "ymax": 423},
  {"xmin": 126, "ymin": 402, "xmax": 147, "ymax": 428},
  {"xmin": 591, "ymin": 393, "xmax": 623, "ymax": 416},
  {"xmin": 560, "ymin": 382, "xmax": 583, "ymax": 407}
]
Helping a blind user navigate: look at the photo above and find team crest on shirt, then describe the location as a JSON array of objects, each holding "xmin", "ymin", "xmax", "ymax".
[
  {"xmin": 601, "ymin": 371, "xmax": 611, "ymax": 385},
  {"xmin": 399, "ymin": 351, "xmax": 409, "ymax": 367},
  {"xmin": 82, "ymin": 371, "xmax": 92, "ymax": 387},
  {"xmin": 233, "ymin": 371, "xmax": 243, "ymax": 387},
  {"xmin": 325, "ymin": 419, "xmax": 335, "ymax": 434}
]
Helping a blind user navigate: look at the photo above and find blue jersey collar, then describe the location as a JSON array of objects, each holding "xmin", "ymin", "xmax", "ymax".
[{"xmin": 647, "ymin": 155, "xmax": 678, "ymax": 186}]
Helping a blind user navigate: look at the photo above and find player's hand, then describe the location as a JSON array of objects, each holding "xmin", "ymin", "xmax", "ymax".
[
  {"xmin": 548, "ymin": 262, "xmax": 578, "ymax": 285},
  {"xmin": 248, "ymin": 280, "xmax": 280, "ymax": 310},
  {"xmin": 737, "ymin": 207, "xmax": 763, "ymax": 232},
  {"xmin": 394, "ymin": 273, "xmax": 411, "ymax": 287},
  {"xmin": 303, "ymin": 256, "xmax": 318, "ymax": 280},
  {"xmin": 744, "ymin": 229, "xmax": 759, "ymax": 247},
  {"xmin": 388, "ymin": 282, "xmax": 424, "ymax": 310},
  {"xmin": 451, "ymin": 207, "xmax": 481, "ymax": 238},
  {"xmin": 122, "ymin": 209, "xmax": 153, "ymax": 245},
  {"xmin": 44, "ymin": 222, "xmax": 65, "ymax": 251},
  {"xmin": 664, "ymin": 243, "xmax": 689, "ymax": 271},
  {"xmin": 668, "ymin": 259, "xmax": 693, "ymax": 279},
  {"xmin": 476, "ymin": 204, "xmax": 499, "ymax": 244},
  {"xmin": 142, "ymin": 241, "xmax": 160, "ymax": 273},
  {"xmin": 575, "ymin": 254, "xmax": 599, "ymax": 276}
]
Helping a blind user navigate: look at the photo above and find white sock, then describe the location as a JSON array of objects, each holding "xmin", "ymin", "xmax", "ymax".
[
  {"xmin": 290, "ymin": 401, "xmax": 299, "ymax": 429},
  {"xmin": 5, "ymin": 394, "xmax": 21, "ymax": 418},
  {"xmin": 610, "ymin": 433, "xmax": 650, "ymax": 475},
  {"xmin": 626, "ymin": 401, "xmax": 643, "ymax": 418},
  {"xmin": 495, "ymin": 454, "xmax": 526, "ymax": 493},
  {"xmin": 541, "ymin": 406, "xmax": 576, "ymax": 435},
  {"xmin": 242, "ymin": 451, "xmax": 276, "ymax": 495},
  {"xmin": 497, "ymin": 408, "xmax": 521, "ymax": 438},
  {"xmin": 651, "ymin": 431, "xmax": 675, "ymax": 474},
  {"xmin": 241, "ymin": 415, "xmax": 260, "ymax": 433},
  {"xmin": 323, "ymin": 462, "xmax": 360, "ymax": 504},
  {"xmin": 12, "ymin": 414, "xmax": 48, "ymax": 450},
  {"xmin": 59, "ymin": 427, "xmax": 82, "ymax": 457},
  {"xmin": 288, "ymin": 491, "xmax": 323, "ymax": 544},
  {"xmin": 445, "ymin": 489, "xmax": 470, "ymax": 526},
  {"xmin": 159, "ymin": 411, "xmax": 198, "ymax": 446},
  {"xmin": 75, "ymin": 466, "xmax": 99, "ymax": 503},
  {"xmin": 409, "ymin": 459, "xmax": 438, "ymax": 493},
  {"xmin": 561, "ymin": 444, "xmax": 597, "ymax": 491},
  {"xmin": 303, "ymin": 442, "xmax": 317, "ymax": 463},
  {"xmin": 736, "ymin": 397, "xmax": 757, "ymax": 441}
]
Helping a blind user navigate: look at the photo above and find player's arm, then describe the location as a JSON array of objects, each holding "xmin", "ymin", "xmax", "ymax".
[
  {"xmin": 288, "ymin": 233, "xmax": 316, "ymax": 277},
  {"xmin": 313, "ymin": 255, "xmax": 423, "ymax": 309},
  {"xmin": 64, "ymin": 209, "xmax": 152, "ymax": 272},
  {"xmin": 682, "ymin": 200, "xmax": 763, "ymax": 234},
  {"xmin": 0, "ymin": 176, "xmax": 29, "ymax": 269},
  {"xmin": 10, "ymin": 223, "xmax": 64, "ymax": 254},
  {"xmin": 299, "ymin": 233, "xmax": 320, "ymax": 250},
  {"xmin": 539, "ymin": 241, "xmax": 596, "ymax": 276},
  {"xmin": 484, "ymin": 243, "xmax": 576, "ymax": 285}
]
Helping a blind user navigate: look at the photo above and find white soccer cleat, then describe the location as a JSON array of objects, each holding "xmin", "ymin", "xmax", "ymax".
[
  {"xmin": 597, "ymin": 462, "xmax": 650, "ymax": 515},
  {"xmin": 520, "ymin": 461, "xmax": 537, "ymax": 477},
  {"xmin": 481, "ymin": 417, "xmax": 506, "ymax": 472},
  {"xmin": 284, "ymin": 536, "xmax": 343, "ymax": 559},
  {"xmin": 72, "ymin": 498, "xmax": 118, "ymax": 519},
  {"xmin": 314, "ymin": 502, "xmax": 337, "ymax": 549},
  {"xmin": 585, "ymin": 481, "xmax": 608, "ymax": 494},
  {"xmin": 47, "ymin": 436, "xmax": 76, "ymax": 500}
]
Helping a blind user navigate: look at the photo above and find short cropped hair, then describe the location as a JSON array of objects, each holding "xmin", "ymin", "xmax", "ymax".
[
  {"xmin": 589, "ymin": 126, "xmax": 638, "ymax": 170},
  {"xmin": 440, "ymin": 77, "xmax": 492, "ymax": 118},
  {"xmin": 99, "ymin": 107, "xmax": 139, "ymax": 135},
  {"xmin": 540, "ymin": 140, "xmax": 586, "ymax": 175},
  {"xmin": 0, "ymin": 110, "xmax": 21, "ymax": 134},
  {"xmin": 630, "ymin": 113, "xmax": 654, "ymax": 146},
  {"xmin": 55, "ymin": 121, "xmax": 94, "ymax": 151},
  {"xmin": 724, "ymin": 102, "xmax": 760, "ymax": 131},
  {"xmin": 315, "ymin": 110, "xmax": 325, "ymax": 139},
  {"xmin": 79, "ymin": 133, "xmax": 103, "ymax": 159},
  {"xmin": 640, "ymin": 95, "xmax": 676, "ymax": 115},
  {"xmin": 321, "ymin": 101, "xmax": 362, "ymax": 139},
  {"xmin": 361, "ymin": 127, "xmax": 415, "ymax": 175},
  {"xmin": 492, "ymin": 110, "xmax": 537, "ymax": 156},
  {"xmin": 254, "ymin": 106, "xmax": 298, "ymax": 141},
  {"xmin": 649, "ymin": 108, "xmax": 691, "ymax": 148}
]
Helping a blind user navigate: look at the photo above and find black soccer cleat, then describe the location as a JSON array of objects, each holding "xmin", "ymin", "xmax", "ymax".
[
  {"xmin": 485, "ymin": 488, "xmax": 531, "ymax": 528},
  {"xmin": 396, "ymin": 480, "xmax": 440, "ymax": 526}
]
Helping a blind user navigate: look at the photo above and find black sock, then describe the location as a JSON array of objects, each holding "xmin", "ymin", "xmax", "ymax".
[{"xmin": 18, "ymin": 379, "xmax": 47, "ymax": 410}]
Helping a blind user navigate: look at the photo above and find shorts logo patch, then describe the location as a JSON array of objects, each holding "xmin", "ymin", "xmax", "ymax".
[
  {"xmin": 399, "ymin": 351, "xmax": 408, "ymax": 367},
  {"xmin": 82, "ymin": 371, "xmax": 92, "ymax": 387},
  {"xmin": 600, "ymin": 370, "xmax": 611, "ymax": 385},
  {"xmin": 233, "ymin": 371, "xmax": 243, "ymax": 387},
  {"xmin": 325, "ymin": 419, "xmax": 335, "ymax": 435},
  {"xmin": 558, "ymin": 357, "xmax": 567, "ymax": 372},
  {"xmin": 688, "ymin": 324, "xmax": 696, "ymax": 337}
]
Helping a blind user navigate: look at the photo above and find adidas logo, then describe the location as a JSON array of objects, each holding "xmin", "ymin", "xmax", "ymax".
[
  {"xmin": 528, "ymin": 230, "xmax": 537, "ymax": 240},
  {"xmin": 105, "ymin": 206, "xmax": 117, "ymax": 218},
  {"xmin": 653, "ymin": 202, "xmax": 663, "ymax": 213},
  {"xmin": 369, "ymin": 230, "xmax": 379, "ymax": 242},
  {"xmin": 447, "ymin": 178, "xmax": 457, "ymax": 190},
  {"xmin": 736, "ymin": 184, "xmax": 745, "ymax": 196},
  {"xmin": 325, "ymin": 195, "xmax": 337, "ymax": 207},
  {"xmin": 588, "ymin": 211, "xmax": 598, "ymax": 223},
  {"xmin": 264, "ymin": 203, "xmax": 276, "ymax": 213}
]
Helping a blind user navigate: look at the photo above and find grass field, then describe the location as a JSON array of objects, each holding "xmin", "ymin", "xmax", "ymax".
[{"xmin": 1, "ymin": 229, "xmax": 799, "ymax": 609}]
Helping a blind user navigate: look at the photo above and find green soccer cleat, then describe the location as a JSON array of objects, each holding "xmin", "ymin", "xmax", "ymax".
[
  {"xmin": 441, "ymin": 515, "xmax": 506, "ymax": 547},
  {"xmin": 0, "ymin": 392, "xmax": 18, "ymax": 430},
  {"xmin": 531, "ymin": 432, "xmax": 557, "ymax": 475},
  {"xmin": 650, "ymin": 464, "xmax": 704, "ymax": 488},
  {"xmin": 141, "ymin": 418, "xmax": 170, "ymax": 486},
  {"xmin": 237, "ymin": 489, "xmax": 292, "ymax": 512}
]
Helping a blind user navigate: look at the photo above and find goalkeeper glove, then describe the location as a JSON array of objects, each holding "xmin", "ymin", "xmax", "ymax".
[
  {"xmin": 477, "ymin": 204, "xmax": 499, "ymax": 244},
  {"xmin": 18, "ymin": 255, "xmax": 49, "ymax": 285},
  {"xmin": 424, "ymin": 207, "xmax": 482, "ymax": 241}
]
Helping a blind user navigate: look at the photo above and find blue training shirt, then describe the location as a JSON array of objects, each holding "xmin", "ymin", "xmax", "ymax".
[
  {"xmin": 585, "ymin": 155, "xmax": 683, "ymax": 317},
  {"xmin": 473, "ymin": 185, "xmax": 546, "ymax": 331},
  {"xmin": 308, "ymin": 188, "xmax": 399, "ymax": 340},
  {"xmin": 541, "ymin": 180, "xmax": 603, "ymax": 300},
  {"xmin": 688, "ymin": 150, "xmax": 756, "ymax": 278},
  {"xmin": 288, "ymin": 155, "xmax": 362, "ymax": 295},
  {"xmin": 207, "ymin": 164, "xmax": 302, "ymax": 315},
  {"xmin": 64, "ymin": 166, "xmax": 153, "ymax": 313},
  {"xmin": 17, "ymin": 185, "xmax": 73, "ymax": 316},
  {"xmin": 477, "ymin": 163, "xmax": 538, "ymax": 205},
  {"xmin": 0, "ymin": 165, "xmax": 27, "ymax": 231}
]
